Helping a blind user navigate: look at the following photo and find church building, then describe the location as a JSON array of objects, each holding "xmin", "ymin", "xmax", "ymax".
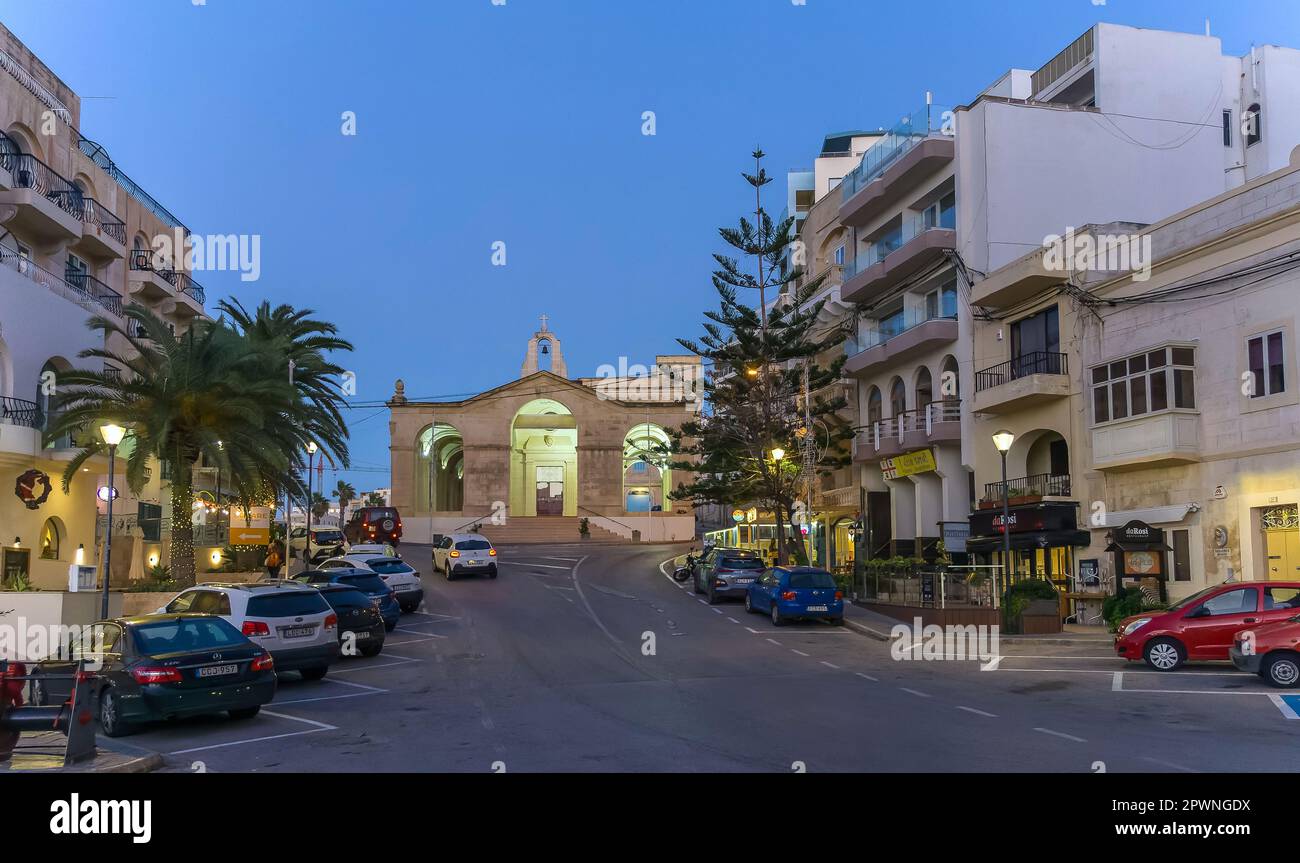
[{"xmin": 387, "ymin": 319, "xmax": 700, "ymax": 543}]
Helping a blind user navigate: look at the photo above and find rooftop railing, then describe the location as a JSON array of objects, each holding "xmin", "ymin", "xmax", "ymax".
[{"xmin": 841, "ymin": 104, "xmax": 951, "ymax": 201}]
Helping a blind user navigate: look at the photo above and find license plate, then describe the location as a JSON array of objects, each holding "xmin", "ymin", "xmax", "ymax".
[
  {"xmin": 806, "ymin": 605, "xmax": 828, "ymax": 612},
  {"xmin": 280, "ymin": 625, "xmax": 316, "ymax": 639},
  {"xmin": 466, "ymin": 559, "xmax": 480, "ymax": 565},
  {"xmin": 734, "ymin": 578, "xmax": 755, "ymax": 584},
  {"xmin": 354, "ymin": 631, "xmax": 371, "ymax": 640},
  {"xmin": 197, "ymin": 664, "xmax": 238, "ymax": 678}
]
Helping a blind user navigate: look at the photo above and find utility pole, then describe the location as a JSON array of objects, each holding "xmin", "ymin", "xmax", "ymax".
[{"xmin": 284, "ymin": 359, "xmax": 294, "ymax": 572}]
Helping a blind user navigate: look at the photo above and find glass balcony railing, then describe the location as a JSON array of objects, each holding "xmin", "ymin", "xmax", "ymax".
[
  {"xmin": 844, "ymin": 210, "xmax": 957, "ymax": 280},
  {"xmin": 841, "ymin": 104, "xmax": 951, "ymax": 201},
  {"xmin": 848, "ymin": 306, "xmax": 958, "ymax": 355}
]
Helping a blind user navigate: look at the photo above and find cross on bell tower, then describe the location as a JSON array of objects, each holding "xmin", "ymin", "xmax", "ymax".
[{"xmin": 520, "ymin": 315, "xmax": 567, "ymax": 378}]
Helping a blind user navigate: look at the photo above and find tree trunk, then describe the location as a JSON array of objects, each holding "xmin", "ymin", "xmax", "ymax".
[
  {"xmin": 170, "ymin": 459, "xmax": 197, "ymax": 587},
  {"xmin": 774, "ymin": 499, "xmax": 787, "ymax": 565}
]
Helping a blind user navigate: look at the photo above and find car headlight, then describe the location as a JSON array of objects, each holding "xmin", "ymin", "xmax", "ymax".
[{"xmin": 1122, "ymin": 617, "xmax": 1152, "ymax": 636}]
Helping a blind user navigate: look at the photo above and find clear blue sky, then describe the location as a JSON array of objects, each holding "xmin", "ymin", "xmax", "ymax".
[{"xmin": 3, "ymin": 0, "xmax": 1297, "ymax": 495}]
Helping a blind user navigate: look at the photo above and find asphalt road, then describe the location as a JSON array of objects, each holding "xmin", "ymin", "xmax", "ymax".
[{"xmin": 123, "ymin": 542, "xmax": 1300, "ymax": 773}]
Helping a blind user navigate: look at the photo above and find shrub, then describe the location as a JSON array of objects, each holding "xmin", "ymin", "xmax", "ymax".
[
  {"xmin": 1102, "ymin": 587, "xmax": 1151, "ymax": 632},
  {"xmin": 578, "ymin": 517, "xmax": 590, "ymax": 537},
  {"xmin": 1002, "ymin": 578, "xmax": 1060, "ymax": 632}
]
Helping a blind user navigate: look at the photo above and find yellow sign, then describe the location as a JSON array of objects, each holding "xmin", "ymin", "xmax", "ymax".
[
  {"xmin": 231, "ymin": 527, "xmax": 271, "ymax": 545},
  {"xmin": 880, "ymin": 448, "xmax": 937, "ymax": 480},
  {"xmin": 731, "ymin": 509, "xmax": 745, "ymax": 523},
  {"xmin": 229, "ymin": 505, "xmax": 271, "ymax": 545},
  {"xmin": 745, "ymin": 507, "xmax": 758, "ymax": 524}
]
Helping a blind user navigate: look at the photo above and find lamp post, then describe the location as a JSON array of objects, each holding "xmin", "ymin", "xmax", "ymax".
[
  {"xmin": 305, "ymin": 441, "xmax": 318, "ymax": 566},
  {"xmin": 770, "ymin": 447, "xmax": 786, "ymax": 562},
  {"xmin": 992, "ymin": 429, "xmax": 1016, "ymax": 603},
  {"xmin": 98, "ymin": 423, "xmax": 126, "ymax": 619}
]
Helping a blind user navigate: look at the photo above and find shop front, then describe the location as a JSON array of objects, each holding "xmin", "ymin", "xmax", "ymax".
[
  {"xmin": 966, "ymin": 502, "xmax": 1090, "ymax": 597},
  {"xmin": 1104, "ymin": 519, "xmax": 1172, "ymax": 601}
]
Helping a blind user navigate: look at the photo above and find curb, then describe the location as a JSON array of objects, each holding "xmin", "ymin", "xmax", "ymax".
[
  {"xmin": 89, "ymin": 738, "xmax": 166, "ymax": 774},
  {"xmin": 842, "ymin": 617, "xmax": 891, "ymax": 642}
]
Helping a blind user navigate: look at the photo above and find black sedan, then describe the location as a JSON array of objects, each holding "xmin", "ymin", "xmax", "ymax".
[
  {"xmin": 31, "ymin": 614, "xmax": 276, "ymax": 737},
  {"xmin": 314, "ymin": 584, "xmax": 387, "ymax": 657}
]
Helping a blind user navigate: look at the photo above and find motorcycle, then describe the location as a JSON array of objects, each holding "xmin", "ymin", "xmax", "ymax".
[{"xmin": 672, "ymin": 554, "xmax": 695, "ymax": 582}]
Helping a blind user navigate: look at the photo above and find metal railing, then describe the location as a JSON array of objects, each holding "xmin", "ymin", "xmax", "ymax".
[
  {"xmin": 974, "ymin": 351, "xmax": 1068, "ymax": 392},
  {"xmin": 852, "ymin": 310, "xmax": 957, "ymax": 354},
  {"xmin": 982, "ymin": 472, "xmax": 1072, "ymax": 504},
  {"xmin": 841, "ymin": 104, "xmax": 951, "ymax": 201},
  {"xmin": 0, "ymin": 246, "xmax": 122, "ymax": 317},
  {"xmin": 0, "ymin": 147, "xmax": 80, "ymax": 217},
  {"xmin": 77, "ymin": 134, "xmax": 189, "ymax": 232},
  {"xmin": 866, "ymin": 400, "xmax": 961, "ymax": 449},
  {"xmin": 1032, "ymin": 27, "xmax": 1094, "ymax": 96},
  {"xmin": 76, "ymin": 197, "xmax": 126, "ymax": 244},
  {"xmin": 63, "ymin": 270, "xmax": 123, "ymax": 317},
  {"xmin": 129, "ymin": 248, "xmax": 179, "ymax": 284},
  {"xmin": 855, "ymin": 566, "xmax": 996, "ymax": 609},
  {"xmin": 175, "ymin": 271, "xmax": 206, "ymax": 304},
  {"xmin": 0, "ymin": 396, "xmax": 42, "ymax": 428}
]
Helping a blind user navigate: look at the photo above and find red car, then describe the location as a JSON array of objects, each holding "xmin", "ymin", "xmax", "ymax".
[
  {"xmin": 1229, "ymin": 618, "xmax": 1300, "ymax": 688},
  {"xmin": 1114, "ymin": 580, "xmax": 1300, "ymax": 671},
  {"xmin": 343, "ymin": 506, "xmax": 403, "ymax": 547}
]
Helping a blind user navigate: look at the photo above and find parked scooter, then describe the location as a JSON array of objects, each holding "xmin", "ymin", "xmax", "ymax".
[{"xmin": 672, "ymin": 548, "xmax": 697, "ymax": 582}]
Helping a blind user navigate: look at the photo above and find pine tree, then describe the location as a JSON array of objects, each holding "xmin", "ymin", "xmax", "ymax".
[{"xmin": 668, "ymin": 150, "xmax": 853, "ymax": 562}]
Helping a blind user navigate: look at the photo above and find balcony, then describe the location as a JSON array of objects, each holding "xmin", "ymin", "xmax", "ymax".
[
  {"xmin": 0, "ymin": 145, "xmax": 83, "ymax": 246},
  {"xmin": 0, "ymin": 247, "xmax": 123, "ymax": 318},
  {"xmin": 845, "ymin": 312, "xmax": 957, "ymax": 377},
  {"xmin": 128, "ymin": 248, "xmax": 180, "ymax": 301},
  {"xmin": 839, "ymin": 106, "xmax": 954, "ymax": 228},
  {"xmin": 972, "ymin": 352, "xmax": 1070, "ymax": 414},
  {"xmin": 1092, "ymin": 411, "xmax": 1201, "ymax": 472},
  {"xmin": 72, "ymin": 197, "xmax": 127, "ymax": 260},
  {"xmin": 161, "ymin": 272, "xmax": 206, "ymax": 318},
  {"xmin": 842, "ymin": 217, "xmax": 956, "ymax": 305},
  {"xmin": 969, "ymin": 247, "xmax": 1061, "ymax": 310},
  {"xmin": 854, "ymin": 400, "xmax": 961, "ymax": 462},
  {"xmin": 814, "ymin": 486, "xmax": 859, "ymax": 510},
  {"xmin": 0, "ymin": 396, "xmax": 42, "ymax": 464},
  {"xmin": 978, "ymin": 472, "xmax": 1072, "ymax": 508}
]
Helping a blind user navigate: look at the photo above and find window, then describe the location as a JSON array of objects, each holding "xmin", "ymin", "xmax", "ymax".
[
  {"xmin": 833, "ymin": 245, "xmax": 845, "ymax": 266},
  {"xmin": 1247, "ymin": 331, "xmax": 1285, "ymax": 398},
  {"xmin": 1222, "ymin": 109, "xmax": 1233, "ymax": 147},
  {"xmin": 1011, "ymin": 306, "xmax": 1060, "ymax": 375},
  {"xmin": 190, "ymin": 590, "xmax": 231, "ymax": 616},
  {"xmin": 1198, "ymin": 588, "xmax": 1256, "ymax": 617},
  {"xmin": 889, "ymin": 379, "xmax": 907, "ymax": 415},
  {"xmin": 1091, "ymin": 346, "xmax": 1195, "ymax": 424},
  {"xmin": 138, "ymin": 502, "xmax": 162, "ymax": 542},
  {"xmin": 866, "ymin": 387, "xmax": 882, "ymax": 424},
  {"xmin": 165, "ymin": 591, "xmax": 198, "ymax": 613},
  {"xmin": 39, "ymin": 518, "xmax": 59, "ymax": 560},
  {"xmin": 1266, "ymin": 587, "xmax": 1300, "ymax": 610},
  {"xmin": 922, "ymin": 191, "xmax": 956, "ymax": 230},
  {"xmin": 925, "ymin": 280, "xmax": 957, "ymax": 319},
  {"xmin": 1172, "ymin": 529, "xmax": 1190, "ymax": 582},
  {"xmin": 879, "ymin": 307, "xmax": 905, "ymax": 339},
  {"xmin": 1245, "ymin": 103, "xmax": 1262, "ymax": 147}
]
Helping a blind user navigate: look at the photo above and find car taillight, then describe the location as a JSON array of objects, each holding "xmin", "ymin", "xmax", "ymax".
[
  {"xmin": 834, "ymin": 590, "xmax": 843, "ymax": 601},
  {"xmin": 781, "ymin": 591, "xmax": 797, "ymax": 601},
  {"xmin": 449, "ymin": 550, "xmax": 461, "ymax": 558},
  {"xmin": 251, "ymin": 653, "xmax": 274, "ymax": 672},
  {"xmin": 242, "ymin": 621, "xmax": 270, "ymax": 637},
  {"xmin": 488, "ymin": 549, "xmax": 497, "ymax": 556},
  {"xmin": 324, "ymin": 613, "xmax": 338, "ymax": 630},
  {"xmin": 714, "ymin": 579, "xmax": 726, "ymax": 588},
  {"xmin": 130, "ymin": 666, "xmax": 182, "ymax": 685}
]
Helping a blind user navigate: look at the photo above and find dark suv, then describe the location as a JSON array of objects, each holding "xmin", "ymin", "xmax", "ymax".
[
  {"xmin": 344, "ymin": 507, "xmax": 403, "ymax": 546},
  {"xmin": 692, "ymin": 547, "xmax": 764, "ymax": 604}
]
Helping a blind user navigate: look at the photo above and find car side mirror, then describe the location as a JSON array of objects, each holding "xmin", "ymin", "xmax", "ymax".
[{"xmin": 155, "ymin": 606, "xmax": 167, "ymax": 614}]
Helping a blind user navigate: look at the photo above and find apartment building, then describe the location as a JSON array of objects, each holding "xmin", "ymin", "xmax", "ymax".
[
  {"xmin": 962, "ymin": 25, "xmax": 1300, "ymax": 598},
  {"xmin": 0, "ymin": 23, "xmax": 209, "ymax": 589}
]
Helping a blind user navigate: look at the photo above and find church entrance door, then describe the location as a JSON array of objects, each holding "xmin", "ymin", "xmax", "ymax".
[{"xmin": 536, "ymin": 465, "xmax": 565, "ymax": 516}]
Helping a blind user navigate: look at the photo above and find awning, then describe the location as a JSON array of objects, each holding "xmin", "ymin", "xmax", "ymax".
[
  {"xmin": 966, "ymin": 530, "xmax": 1092, "ymax": 552},
  {"xmin": 1097, "ymin": 503, "xmax": 1195, "ymax": 529}
]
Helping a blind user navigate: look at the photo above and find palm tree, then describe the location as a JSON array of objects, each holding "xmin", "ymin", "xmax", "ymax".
[
  {"xmin": 310, "ymin": 492, "xmax": 330, "ymax": 520},
  {"xmin": 332, "ymin": 479, "xmax": 357, "ymax": 512},
  {"xmin": 48, "ymin": 304, "xmax": 350, "ymax": 586},
  {"xmin": 365, "ymin": 492, "xmax": 385, "ymax": 506}
]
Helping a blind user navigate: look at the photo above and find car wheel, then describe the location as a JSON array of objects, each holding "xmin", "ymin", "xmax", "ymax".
[
  {"xmin": 770, "ymin": 604, "xmax": 784, "ymax": 627},
  {"xmin": 360, "ymin": 643, "xmax": 383, "ymax": 658},
  {"xmin": 97, "ymin": 686, "xmax": 132, "ymax": 738},
  {"xmin": 488, "ymin": 567, "xmax": 498, "ymax": 579},
  {"xmin": 744, "ymin": 594, "xmax": 757, "ymax": 614},
  {"xmin": 1263, "ymin": 653, "xmax": 1300, "ymax": 688},
  {"xmin": 29, "ymin": 676, "xmax": 46, "ymax": 707},
  {"xmin": 1143, "ymin": 637, "xmax": 1184, "ymax": 671},
  {"xmin": 445, "ymin": 561, "xmax": 455, "ymax": 581},
  {"xmin": 706, "ymin": 586, "xmax": 718, "ymax": 605},
  {"xmin": 829, "ymin": 616, "xmax": 844, "ymax": 626},
  {"xmin": 300, "ymin": 667, "xmax": 329, "ymax": 682},
  {"xmin": 228, "ymin": 706, "xmax": 261, "ymax": 721},
  {"xmin": 692, "ymin": 575, "xmax": 703, "ymax": 595},
  {"xmin": 384, "ymin": 621, "xmax": 397, "ymax": 633}
]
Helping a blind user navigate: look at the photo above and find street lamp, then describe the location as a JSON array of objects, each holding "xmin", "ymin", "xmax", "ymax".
[
  {"xmin": 305, "ymin": 441, "xmax": 318, "ymax": 566},
  {"xmin": 770, "ymin": 447, "xmax": 785, "ymax": 462},
  {"xmin": 992, "ymin": 429, "xmax": 1016, "ymax": 601},
  {"xmin": 98, "ymin": 422, "xmax": 126, "ymax": 619}
]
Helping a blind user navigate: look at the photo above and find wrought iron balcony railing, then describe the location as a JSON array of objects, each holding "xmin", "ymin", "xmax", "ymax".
[
  {"xmin": 77, "ymin": 197, "xmax": 126, "ymax": 244},
  {"xmin": 175, "ymin": 271, "xmax": 206, "ymax": 304},
  {"xmin": 129, "ymin": 248, "xmax": 180, "ymax": 285},
  {"xmin": 982, "ymin": 472, "xmax": 1072, "ymax": 504},
  {"xmin": 0, "ymin": 144, "xmax": 80, "ymax": 218},
  {"xmin": 64, "ymin": 270, "xmax": 123, "ymax": 317},
  {"xmin": 0, "ymin": 396, "xmax": 42, "ymax": 429},
  {"xmin": 0, "ymin": 246, "xmax": 122, "ymax": 317},
  {"xmin": 974, "ymin": 351, "xmax": 1068, "ymax": 392}
]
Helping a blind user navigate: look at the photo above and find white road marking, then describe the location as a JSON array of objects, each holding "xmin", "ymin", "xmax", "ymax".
[
  {"xmin": 386, "ymin": 633, "xmax": 447, "ymax": 644},
  {"xmin": 766, "ymin": 638, "xmax": 782, "ymax": 646},
  {"xmin": 273, "ymin": 689, "xmax": 384, "ymax": 706},
  {"xmin": 956, "ymin": 706, "xmax": 997, "ymax": 717},
  {"xmin": 545, "ymin": 585, "xmax": 576, "ymax": 592},
  {"xmin": 900, "ymin": 687, "xmax": 931, "ymax": 698},
  {"xmin": 1140, "ymin": 756, "xmax": 1199, "ymax": 773},
  {"xmin": 712, "ymin": 608, "xmax": 724, "ymax": 615},
  {"xmin": 167, "ymin": 711, "xmax": 336, "ymax": 755},
  {"xmin": 499, "ymin": 561, "xmax": 572, "ymax": 570},
  {"xmin": 1033, "ymin": 727, "xmax": 1087, "ymax": 743},
  {"xmin": 727, "ymin": 617, "xmax": 739, "ymax": 624},
  {"xmin": 745, "ymin": 627, "xmax": 760, "ymax": 634},
  {"xmin": 791, "ymin": 649, "xmax": 809, "ymax": 657},
  {"xmin": 1112, "ymin": 671, "xmax": 1124, "ymax": 691},
  {"xmin": 326, "ymin": 678, "xmax": 385, "ymax": 692},
  {"xmin": 980, "ymin": 656, "xmax": 1003, "ymax": 671},
  {"xmin": 855, "ymin": 672, "xmax": 878, "ymax": 682},
  {"xmin": 1271, "ymin": 694, "xmax": 1300, "ymax": 720},
  {"xmin": 820, "ymin": 661, "xmax": 841, "ymax": 670},
  {"xmin": 403, "ymin": 611, "xmax": 460, "ymax": 620}
]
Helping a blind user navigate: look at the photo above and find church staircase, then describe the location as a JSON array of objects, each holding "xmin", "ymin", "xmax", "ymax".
[{"xmin": 476, "ymin": 516, "xmax": 628, "ymax": 545}]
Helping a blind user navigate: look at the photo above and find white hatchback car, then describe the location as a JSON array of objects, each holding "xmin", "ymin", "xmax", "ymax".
[
  {"xmin": 318, "ymin": 554, "xmax": 424, "ymax": 612},
  {"xmin": 432, "ymin": 534, "xmax": 498, "ymax": 580},
  {"xmin": 156, "ymin": 582, "xmax": 340, "ymax": 680}
]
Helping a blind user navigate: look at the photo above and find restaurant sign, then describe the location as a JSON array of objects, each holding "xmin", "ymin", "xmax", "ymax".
[{"xmin": 880, "ymin": 448, "xmax": 936, "ymax": 480}]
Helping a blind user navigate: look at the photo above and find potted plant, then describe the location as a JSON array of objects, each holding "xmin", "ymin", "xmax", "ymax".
[{"xmin": 578, "ymin": 517, "xmax": 591, "ymax": 540}]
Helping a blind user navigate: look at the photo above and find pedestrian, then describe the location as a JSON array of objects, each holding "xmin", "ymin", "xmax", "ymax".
[{"xmin": 264, "ymin": 545, "xmax": 283, "ymax": 580}]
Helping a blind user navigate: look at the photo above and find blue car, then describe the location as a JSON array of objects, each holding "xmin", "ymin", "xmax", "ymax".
[
  {"xmin": 745, "ymin": 566, "xmax": 844, "ymax": 626},
  {"xmin": 292, "ymin": 568, "xmax": 401, "ymax": 631}
]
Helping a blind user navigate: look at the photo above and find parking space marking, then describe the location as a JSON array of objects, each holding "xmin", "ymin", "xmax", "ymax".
[
  {"xmin": 726, "ymin": 617, "xmax": 739, "ymax": 624},
  {"xmin": 1141, "ymin": 756, "xmax": 1199, "ymax": 773},
  {"xmin": 1270, "ymin": 694, "xmax": 1300, "ymax": 719},
  {"xmin": 1033, "ymin": 727, "xmax": 1086, "ymax": 743},
  {"xmin": 957, "ymin": 706, "xmax": 997, "ymax": 717},
  {"xmin": 273, "ymin": 688, "xmax": 386, "ymax": 706},
  {"xmin": 791, "ymin": 649, "xmax": 809, "ymax": 657},
  {"xmin": 1112, "ymin": 671, "xmax": 1123, "ymax": 691},
  {"xmin": 745, "ymin": 627, "xmax": 760, "ymax": 634},
  {"xmin": 403, "ymin": 611, "xmax": 460, "ymax": 620},
  {"xmin": 766, "ymin": 638, "xmax": 782, "ymax": 646},
  {"xmin": 167, "ymin": 711, "xmax": 336, "ymax": 755},
  {"xmin": 900, "ymin": 687, "xmax": 931, "ymax": 698},
  {"xmin": 820, "ymin": 661, "xmax": 841, "ymax": 670},
  {"xmin": 389, "ymin": 631, "xmax": 448, "ymax": 642},
  {"xmin": 500, "ymin": 561, "xmax": 572, "ymax": 570},
  {"xmin": 327, "ymin": 678, "xmax": 385, "ymax": 692},
  {"xmin": 329, "ymin": 654, "xmax": 422, "ymax": 674},
  {"xmin": 855, "ymin": 672, "xmax": 878, "ymax": 682}
]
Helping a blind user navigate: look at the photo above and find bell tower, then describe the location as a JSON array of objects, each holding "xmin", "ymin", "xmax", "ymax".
[{"xmin": 520, "ymin": 314, "xmax": 567, "ymax": 378}]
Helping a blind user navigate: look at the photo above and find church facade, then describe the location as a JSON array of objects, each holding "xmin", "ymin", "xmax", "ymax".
[{"xmin": 387, "ymin": 322, "xmax": 700, "ymax": 542}]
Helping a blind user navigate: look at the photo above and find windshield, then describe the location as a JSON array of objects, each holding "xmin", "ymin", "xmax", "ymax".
[
  {"xmin": 133, "ymin": 618, "xmax": 247, "ymax": 654},
  {"xmin": 719, "ymin": 557, "xmax": 765, "ymax": 570},
  {"xmin": 456, "ymin": 540, "xmax": 492, "ymax": 551},
  {"xmin": 1167, "ymin": 586, "xmax": 1219, "ymax": 612},
  {"xmin": 367, "ymin": 558, "xmax": 414, "ymax": 574},
  {"xmin": 311, "ymin": 530, "xmax": 344, "ymax": 543},
  {"xmin": 336, "ymin": 574, "xmax": 388, "ymax": 593},
  {"xmin": 247, "ymin": 591, "xmax": 330, "ymax": 618}
]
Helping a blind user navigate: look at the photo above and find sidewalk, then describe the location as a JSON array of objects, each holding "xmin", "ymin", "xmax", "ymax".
[
  {"xmin": 841, "ymin": 603, "xmax": 1113, "ymax": 646},
  {"xmin": 842, "ymin": 603, "xmax": 899, "ymax": 641},
  {"xmin": 1, "ymin": 731, "xmax": 164, "ymax": 774}
]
